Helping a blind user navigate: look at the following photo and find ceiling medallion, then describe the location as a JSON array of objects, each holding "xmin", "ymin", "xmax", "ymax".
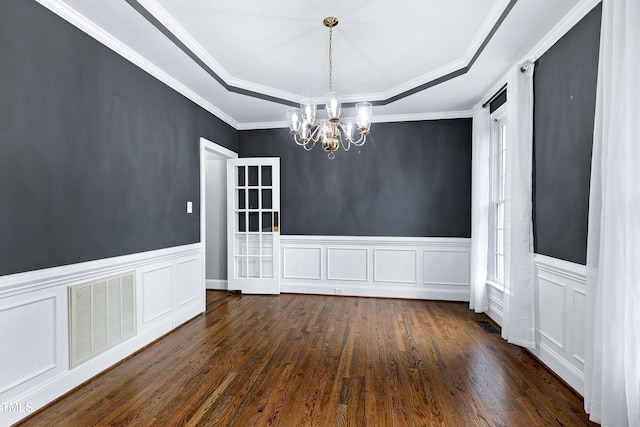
[{"xmin": 286, "ymin": 17, "xmax": 373, "ymax": 159}]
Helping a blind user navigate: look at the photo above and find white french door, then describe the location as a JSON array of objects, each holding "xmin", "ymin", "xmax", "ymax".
[{"xmin": 226, "ymin": 158, "xmax": 280, "ymax": 294}]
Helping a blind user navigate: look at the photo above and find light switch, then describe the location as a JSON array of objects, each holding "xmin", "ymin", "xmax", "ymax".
[{"xmin": 186, "ymin": 201, "xmax": 193, "ymax": 214}]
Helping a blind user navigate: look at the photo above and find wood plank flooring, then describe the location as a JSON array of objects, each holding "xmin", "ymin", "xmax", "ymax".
[{"xmin": 17, "ymin": 291, "xmax": 596, "ymax": 426}]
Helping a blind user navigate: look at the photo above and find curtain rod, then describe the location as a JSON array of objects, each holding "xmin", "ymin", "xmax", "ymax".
[{"xmin": 482, "ymin": 84, "xmax": 507, "ymax": 109}]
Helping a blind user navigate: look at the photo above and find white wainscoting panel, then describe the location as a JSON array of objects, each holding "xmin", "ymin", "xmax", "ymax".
[
  {"xmin": 374, "ymin": 249, "xmax": 416, "ymax": 284},
  {"xmin": 0, "ymin": 296, "xmax": 56, "ymax": 394},
  {"xmin": 423, "ymin": 250, "xmax": 469, "ymax": 285},
  {"xmin": 328, "ymin": 248, "xmax": 368, "ymax": 281},
  {"xmin": 0, "ymin": 244, "xmax": 203, "ymax": 426},
  {"xmin": 537, "ymin": 275, "xmax": 565, "ymax": 348},
  {"xmin": 141, "ymin": 265, "xmax": 173, "ymax": 324},
  {"xmin": 283, "ymin": 247, "xmax": 322, "ymax": 280},
  {"xmin": 280, "ymin": 236, "xmax": 470, "ymax": 301},
  {"xmin": 531, "ymin": 254, "xmax": 587, "ymax": 395},
  {"xmin": 572, "ymin": 288, "xmax": 586, "ymax": 364},
  {"xmin": 177, "ymin": 258, "xmax": 202, "ymax": 307}
]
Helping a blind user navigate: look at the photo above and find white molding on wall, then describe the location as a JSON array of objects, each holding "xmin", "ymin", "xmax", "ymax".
[
  {"xmin": 247, "ymin": 111, "xmax": 474, "ymax": 131},
  {"xmin": 0, "ymin": 244, "xmax": 201, "ymax": 297},
  {"xmin": 280, "ymin": 236, "xmax": 470, "ymax": 301},
  {"xmin": 530, "ymin": 254, "xmax": 587, "ymax": 395},
  {"xmin": 523, "ymin": 0, "xmax": 602, "ymax": 63},
  {"xmin": 479, "ymin": 0, "xmax": 601, "ymax": 108},
  {"xmin": 0, "ymin": 244, "xmax": 204, "ymax": 426}
]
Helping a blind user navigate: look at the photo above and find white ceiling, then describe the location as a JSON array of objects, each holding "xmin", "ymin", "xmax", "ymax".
[{"xmin": 42, "ymin": 0, "xmax": 586, "ymax": 128}]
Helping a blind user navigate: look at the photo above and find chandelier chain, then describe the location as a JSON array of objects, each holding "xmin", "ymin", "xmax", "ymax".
[{"xmin": 328, "ymin": 26, "xmax": 333, "ymax": 92}]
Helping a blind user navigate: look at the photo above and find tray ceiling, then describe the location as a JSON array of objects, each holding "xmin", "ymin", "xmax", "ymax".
[{"xmin": 38, "ymin": 0, "xmax": 585, "ymax": 128}]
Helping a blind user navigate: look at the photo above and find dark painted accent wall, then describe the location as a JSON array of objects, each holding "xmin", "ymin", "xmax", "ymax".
[
  {"xmin": 0, "ymin": 0, "xmax": 237, "ymax": 276},
  {"xmin": 532, "ymin": 3, "xmax": 601, "ymax": 265},
  {"xmin": 239, "ymin": 120, "xmax": 472, "ymax": 237}
]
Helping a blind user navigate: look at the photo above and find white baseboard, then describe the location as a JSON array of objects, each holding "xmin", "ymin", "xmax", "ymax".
[
  {"xmin": 206, "ymin": 279, "xmax": 228, "ymax": 290},
  {"xmin": 280, "ymin": 282, "xmax": 469, "ymax": 301},
  {"xmin": 486, "ymin": 283, "xmax": 504, "ymax": 326},
  {"xmin": 529, "ymin": 340, "xmax": 585, "ymax": 394}
]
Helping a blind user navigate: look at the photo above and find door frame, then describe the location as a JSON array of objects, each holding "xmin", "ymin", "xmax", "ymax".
[{"xmin": 199, "ymin": 137, "xmax": 237, "ymax": 307}]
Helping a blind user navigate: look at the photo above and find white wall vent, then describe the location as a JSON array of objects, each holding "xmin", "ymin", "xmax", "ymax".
[{"xmin": 69, "ymin": 272, "xmax": 136, "ymax": 368}]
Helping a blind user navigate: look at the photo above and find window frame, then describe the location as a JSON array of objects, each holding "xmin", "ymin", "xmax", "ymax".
[{"xmin": 487, "ymin": 104, "xmax": 507, "ymax": 289}]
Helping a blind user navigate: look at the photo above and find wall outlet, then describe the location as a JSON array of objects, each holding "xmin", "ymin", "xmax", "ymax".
[
  {"xmin": 334, "ymin": 288, "xmax": 344, "ymax": 296},
  {"xmin": 186, "ymin": 201, "xmax": 193, "ymax": 214}
]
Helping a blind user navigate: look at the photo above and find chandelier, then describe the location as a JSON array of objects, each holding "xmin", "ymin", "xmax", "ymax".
[{"xmin": 286, "ymin": 17, "xmax": 373, "ymax": 159}]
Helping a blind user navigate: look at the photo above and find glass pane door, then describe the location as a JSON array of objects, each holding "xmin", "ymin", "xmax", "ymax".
[{"xmin": 227, "ymin": 158, "xmax": 280, "ymax": 294}]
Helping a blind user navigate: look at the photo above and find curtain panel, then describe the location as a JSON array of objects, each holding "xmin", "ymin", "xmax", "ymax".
[
  {"xmin": 501, "ymin": 62, "xmax": 535, "ymax": 349},
  {"xmin": 469, "ymin": 103, "xmax": 491, "ymax": 313},
  {"xmin": 584, "ymin": 0, "xmax": 640, "ymax": 425}
]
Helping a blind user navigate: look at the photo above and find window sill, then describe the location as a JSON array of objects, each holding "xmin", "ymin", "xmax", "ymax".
[{"xmin": 486, "ymin": 280, "xmax": 504, "ymax": 293}]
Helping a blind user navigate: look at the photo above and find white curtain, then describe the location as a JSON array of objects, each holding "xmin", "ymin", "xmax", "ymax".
[
  {"xmin": 501, "ymin": 62, "xmax": 535, "ymax": 348},
  {"xmin": 469, "ymin": 103, "xmax": 490, "ymax": 313},
  {"xmin": 584, "ymin": 0, "xmax": 640, "ymax": 425}
]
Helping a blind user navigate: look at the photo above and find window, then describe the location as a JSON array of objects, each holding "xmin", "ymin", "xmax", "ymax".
[{"xmin": 489, "ymin": 105, "xmax": 507, "ymax": 286}]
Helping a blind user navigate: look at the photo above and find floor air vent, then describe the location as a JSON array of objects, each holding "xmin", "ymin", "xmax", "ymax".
[
  {"xmin": 476, "ymin": 320, "xmax": 500, "ymax": 335},
  {"xmin": 69, "ymin": 272, "xmax": 136, "ymax": 368}
]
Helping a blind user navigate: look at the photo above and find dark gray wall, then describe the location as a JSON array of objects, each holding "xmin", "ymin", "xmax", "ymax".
[
  {"xmin": 0, "ymin": 0, "xmax": 238, "ymax": 276},
  {"xmin": 532, "ymin": 3, "xmax": 601, "ymax": 265},
  {"xmin": 239, "ymin": 120, "xmax": 472, "ymax": 237}
]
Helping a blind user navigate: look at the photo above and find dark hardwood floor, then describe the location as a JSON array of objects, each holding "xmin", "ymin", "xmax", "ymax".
[{"xmin": 17, "ymin": 291, "xmax": 596, "ymax": 426}]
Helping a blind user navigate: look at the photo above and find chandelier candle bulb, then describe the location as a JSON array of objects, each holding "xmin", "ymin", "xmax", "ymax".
[
  {"xmin": 356, "ymin": 102, "xmax": 373, "ymax": 132},
  {"xmin": 285, "ymin": 16, "xmax": 373, "ymax": 158},
  {"xmin": 343, "ymin": 119, "xmax": 355, "ymax": 140},
  {"xmin": 300, "ymin": 121, "xmax": 311, "ymax": 141},
  {"xmin": 325, "ymin": 92, "xmax": 342, "ymax": 121},
  {"xmin": 287, "ymin": 109, "xmax": 301, "ymax": 133},
  {"xmin": 301, "ymin": 99, "xmax": 316, "ymax": 125}
]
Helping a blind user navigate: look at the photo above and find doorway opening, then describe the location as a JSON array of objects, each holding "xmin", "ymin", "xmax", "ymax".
[{"xmin": 200, "ymin": 137, "xmax": 237, "ymax": 291}]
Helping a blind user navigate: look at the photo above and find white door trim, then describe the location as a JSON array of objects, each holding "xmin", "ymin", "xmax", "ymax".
[{"xmin": 199, "ymin": 137, "xmax": 237, "ymax": 306}]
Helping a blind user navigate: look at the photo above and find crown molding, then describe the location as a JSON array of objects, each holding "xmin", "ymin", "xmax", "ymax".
[
  {"xmin": 523, "ymin": 0, "xmax": 601, "ymax": 63},
  {"xmin": 33, "ymin": 0, "xmax": 241, "ymax": 129},
  {"xmin": 237, "ymin": 121, "xmax": 290, "ymax": 131},
  {"xmin": 372, "ymin": 111, "xmax": 474, "ymax": 123},
  {"xmin": 238, "ymin": 110, "xmax": 473, "ymax": 130},
  {"xmin": 478, "ymin": 0, "xmax": 601, "ymax": 107},
  {"xmin": 135, "ymin": 0, "xmax": 302, "ymax": 104}
]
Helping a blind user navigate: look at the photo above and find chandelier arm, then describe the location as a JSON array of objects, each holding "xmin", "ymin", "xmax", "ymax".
[
  {"xmin": 350, "ymin": 132, "xmax": 367, "ymax": 146},
  {"xmin": 302, "ymin": 139, "xmax": 317, "ymax": 151},
  {"xmin": 338, "ymin": 133, "xmax": 351, "ymax": 152},
  {"xmin": 293, "ymin": 133, "xmax": 319, "ymax": 151},
  {"xmin": 309, "ymin": 125, "xmax": 323, "ymax": 143}
]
